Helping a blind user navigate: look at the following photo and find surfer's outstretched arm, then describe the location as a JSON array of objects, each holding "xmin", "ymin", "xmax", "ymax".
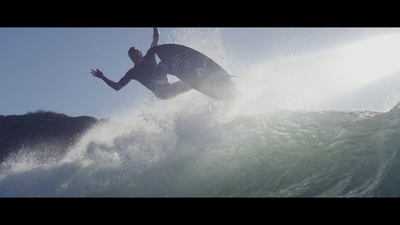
[
  {"xmin": 91, "ymin": 69, "xmax": 131, "ymax": 91},
  {"xmin": 151, "ymin": 27, "xmax": 160, "ymax": 48}
]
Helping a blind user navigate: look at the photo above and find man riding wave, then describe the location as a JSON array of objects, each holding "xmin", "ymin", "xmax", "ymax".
[{"xmin": 91, "ymin": 27, "xmax": 192, "ymax": 100}]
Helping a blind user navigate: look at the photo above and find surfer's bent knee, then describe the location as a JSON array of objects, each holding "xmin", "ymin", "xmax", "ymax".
[
  {"xmin": 153, "ymin": 89, "xmax": 172, "ymax": 100},
  {"xmin": 155, "ymin": 94, "xmax": 171, "ymax": 100}
]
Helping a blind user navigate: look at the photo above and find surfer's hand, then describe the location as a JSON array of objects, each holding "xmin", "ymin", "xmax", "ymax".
[{"xmin": 91, "ymin": 69, "xmax": 104, "ymax": 79}]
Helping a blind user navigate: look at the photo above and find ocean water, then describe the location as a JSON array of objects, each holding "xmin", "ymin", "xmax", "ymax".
[
  {"xmin": 2, "ymin": 29, "xmax": 400, "ymax": 197},
  {"xmin": 1, "ymin": 93, "xmax": 400, "ymax": 197}
]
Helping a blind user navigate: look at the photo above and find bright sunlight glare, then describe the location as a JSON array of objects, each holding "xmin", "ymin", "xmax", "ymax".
[
  {"xmin": 236, "ymin": 33, "xmax": 400, "ymax": 113},
  {"xmin": 339, "ymin": 33, "xmax": 400, "ymax": 86}
]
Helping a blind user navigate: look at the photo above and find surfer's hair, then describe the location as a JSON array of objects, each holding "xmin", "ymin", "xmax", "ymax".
[{"xmin": 128, "ymin": 47, "xmax": 141, "ymax": 56}]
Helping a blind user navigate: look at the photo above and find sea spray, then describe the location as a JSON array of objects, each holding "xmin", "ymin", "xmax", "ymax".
[{"xmin": 0, "ymin": 98, "xmax": 399, "ymax": 196}]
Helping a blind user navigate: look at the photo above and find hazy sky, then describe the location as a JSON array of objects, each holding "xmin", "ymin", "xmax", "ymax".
[{"xmin": 1, "ymin": 27, "xmax": 400, "ymax": 118}]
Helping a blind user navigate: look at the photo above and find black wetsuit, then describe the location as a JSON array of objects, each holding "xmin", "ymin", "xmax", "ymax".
[
  {"xmin": 125, "ymin": 47, "xmax": 167, "ymax": 91},
  {"xmin": 124, "ymin": 47, "xmax": 191, "ymax": 100}
]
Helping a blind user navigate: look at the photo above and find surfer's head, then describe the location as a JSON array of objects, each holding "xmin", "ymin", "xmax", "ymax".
[{"xmin": 128, "ymin": 47, "xmax": 143, "ymax": 64}]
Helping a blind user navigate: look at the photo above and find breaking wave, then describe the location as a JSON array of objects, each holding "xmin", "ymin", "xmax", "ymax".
[{"xmin": 1, "ymin": 93, "xmax": 400, "ymax": 197}]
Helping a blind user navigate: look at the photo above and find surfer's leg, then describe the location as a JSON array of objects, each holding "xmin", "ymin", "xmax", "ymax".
[
  {"xmin": 171, "ymin": 81, "xmax": 192, "ymax": 94},
  {"xmin": 154, "ymin": 82, "xmax": 192, "ymax": 100},
  {"xmin": 168, "ymin": 81, "xmax": 192, "ymax": 98}
]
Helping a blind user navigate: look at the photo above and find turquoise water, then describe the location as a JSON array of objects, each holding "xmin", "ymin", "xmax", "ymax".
[{"xmin": 1, "ymin": 96, "xmax": 400, "ymax": 197}]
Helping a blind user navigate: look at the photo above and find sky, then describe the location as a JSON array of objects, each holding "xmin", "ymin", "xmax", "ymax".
[{"xmin": 1, "ymin": 27, "xmax": 400, "ymax": 119}]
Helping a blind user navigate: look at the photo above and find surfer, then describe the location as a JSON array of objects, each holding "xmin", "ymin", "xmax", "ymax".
[{"xmin": 91, "ymin": 27, "xmax": 192, "ymax": 100}]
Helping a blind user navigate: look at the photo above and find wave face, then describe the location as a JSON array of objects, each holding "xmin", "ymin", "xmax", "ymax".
[{"xmin": 1, "ymin": 94, "xmax": 400, "ymax": 197}]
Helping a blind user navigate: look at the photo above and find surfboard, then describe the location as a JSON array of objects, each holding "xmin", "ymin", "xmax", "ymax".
[{"xmin": 152, "ymin": 44, "xmax": 237, "ymax": 100}]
